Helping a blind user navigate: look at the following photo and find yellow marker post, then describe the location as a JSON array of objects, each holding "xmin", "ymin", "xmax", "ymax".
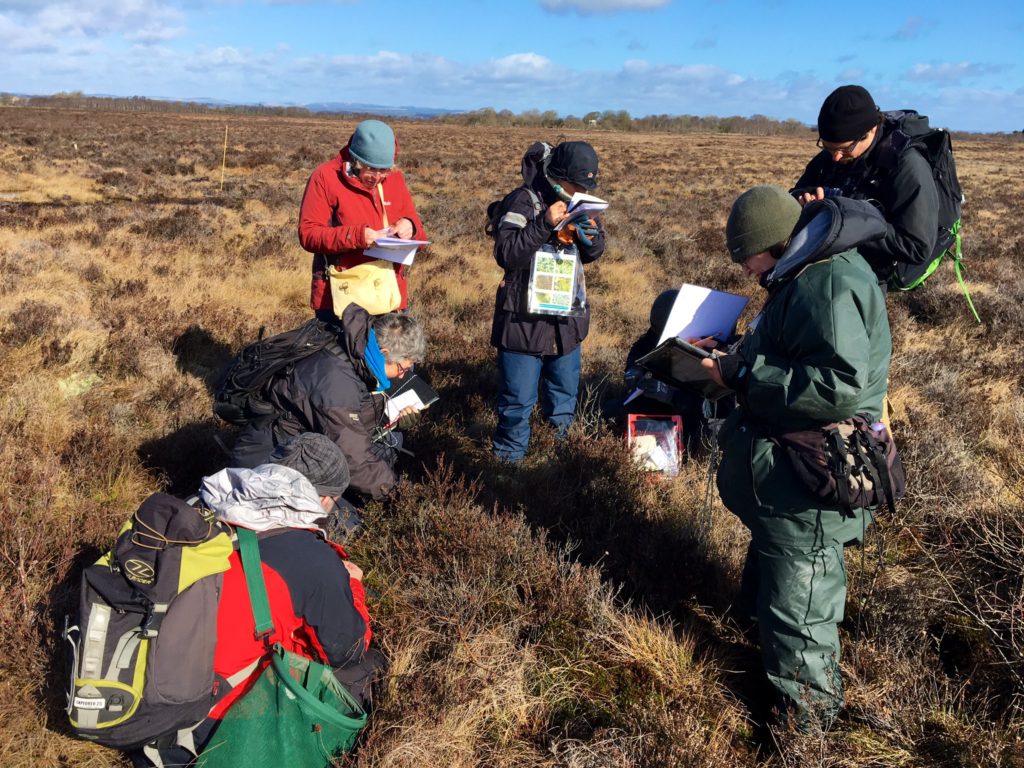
[{"xmin": 220, "ymin": 125, "xmax": 228, "ymax": 190}]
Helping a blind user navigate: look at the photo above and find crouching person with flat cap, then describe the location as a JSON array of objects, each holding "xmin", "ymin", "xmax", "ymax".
[
  {"xmin": 133, "ymin": 433, "xmax": 385, "ymax": 767},
  {"xmin": 701, "ymin": 186, "xmax": 892, "ymax": 729}
]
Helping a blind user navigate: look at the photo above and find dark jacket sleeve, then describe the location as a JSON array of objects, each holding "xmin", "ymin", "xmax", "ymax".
[
  {"xmin": 872, "ymin": 148, "xmax": 939, "ymax": 267},
  {"xmin": 270, "ymin": 353, "xmax": 396, "ymax": 500},
  {"xmin": 575, "ymin": 221, "xmax": 606, "ymax": 264},
  {"xmin": 261, "ymin": 531, "xmax": 367, "ymax": 667},
  {"xmin": 312, "ymin": 395, "xmax": 396, "ymax": 500},
  {"xmin": 792, "ymin": 153, "xmax": 829, "ymax": 195},
  {"xmin": 494, "ymin": 188, "xmax": 556, "ymax": 271}
]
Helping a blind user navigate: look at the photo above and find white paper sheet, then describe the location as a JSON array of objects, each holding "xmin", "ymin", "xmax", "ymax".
[
  {"xmin": 554, "ymin": 192, "xmax": 609, "ymax": 230},
  {"xmin": 363, "ymin": 237, "xmax": 431, "ymax": 266},
  {"xmin": 385, "ymin": 389, "xmax": 427, "ymax": 422},
  {"xmin": 657, "ymin": 283, "xmax": 750, "ymax": 345}
]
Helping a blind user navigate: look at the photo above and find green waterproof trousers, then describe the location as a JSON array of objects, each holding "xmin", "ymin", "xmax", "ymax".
[
  {"xmin": 736, "ymin": 506, "xmax": 870, "ymax": 728},
  {"xmin": 719, "ymin": 424, "xmax": 872, "ymax": 728}
]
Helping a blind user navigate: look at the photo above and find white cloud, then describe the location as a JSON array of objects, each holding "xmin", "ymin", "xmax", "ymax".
[
  {"xmin": 891, "ymin": 16, "xmax": 937, "ymax": 41},
  {"xmin": 1, "ymin": 0, "xmax": 185, "ymax": 45},
  {"xmin": 906, "ymin": 62, "xmax": 1005, "ymax": 84},
  {"xmin": 539, "ymin": 0, "xmax": 669, "ymax": 15},
  {"xmin": 485, "ymin": 53, "xmax": 558, "ymax": 81},
  {"xmin": 1, "ymin": 33, "xmax": 1017, "ymax": 132},
  {"xmin": 0, "ymin": 12, "xmax": 58, "ymax": 52}
]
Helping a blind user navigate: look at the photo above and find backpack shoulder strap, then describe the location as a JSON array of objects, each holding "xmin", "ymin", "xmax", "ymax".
[
  {"xmin": 525, "ymin": 187, "xmax": 543, "ymax": 217},
  {"xmin": 235, "ymin": 527, "xmax": 274, "ymax": 640}
]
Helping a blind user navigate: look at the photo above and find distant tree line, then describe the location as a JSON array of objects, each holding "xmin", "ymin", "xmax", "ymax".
[
  {"xmin": 1, "ymin": 92, "xmax": 1017, "ymax": 138},
  {"xmin": 0, "ymin": 91, "xmax": 318, "ymax": 118},
  {"xmin": 435, "ymin": 106, "xmax": 814, "ymax": 136},
  {"xmin": 0, "ymin": 93, "xmax": 812, "ymax": 135}
]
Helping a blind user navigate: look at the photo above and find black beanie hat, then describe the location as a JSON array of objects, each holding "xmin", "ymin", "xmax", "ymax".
[
  {"xmin": 817, "ymin": 85, "xmax": 881, "ymax": 143},
  {"xmin": 548, "ymin": 141, "xmax": 599, "ymax": 190}
]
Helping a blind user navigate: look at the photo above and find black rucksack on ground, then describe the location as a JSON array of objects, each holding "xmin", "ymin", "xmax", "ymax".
[
  {"xmin": 213, "ymin": 318, "xmax": 341, "ymax": 426},
  {"xmin": 875, "ymin": 111, "xmax": 979, "ymax": 320}
]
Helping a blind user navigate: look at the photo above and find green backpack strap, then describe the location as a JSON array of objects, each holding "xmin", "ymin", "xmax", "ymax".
[
  {"xmin": 235, "ymin": 527, "xmax": 275, "ymax": 640},
  {"xmin": 948, "ymin": 220, "xmax": 982, "ymax": 324}
]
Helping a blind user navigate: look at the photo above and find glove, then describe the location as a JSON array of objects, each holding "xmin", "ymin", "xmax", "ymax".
[
  {"xmin": 397, "ymin": 409, "xmax": 422, "ymax": 431},
  {"xmin": 574, "ymin": 217, "xmax": 600, "ymax": 246}
]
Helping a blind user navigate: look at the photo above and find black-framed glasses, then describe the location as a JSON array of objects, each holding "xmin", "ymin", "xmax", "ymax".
[
  {"xmin": 394, "ymin": 361, "xmax": 414, "ymax": 378},
  {"xmin": 816, "ymin": 130, "xmax": 870, "ymax": 157}
]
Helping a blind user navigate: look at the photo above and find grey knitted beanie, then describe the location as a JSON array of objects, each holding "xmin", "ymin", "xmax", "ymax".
[{"xmin": 725, "ymin": 185, "xmax": 802, "ymax": 263}]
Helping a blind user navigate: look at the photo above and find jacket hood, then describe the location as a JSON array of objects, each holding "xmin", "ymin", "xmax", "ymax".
[
  {"xmin": 200, "ymin": 464, "xmax": 329, "ymax": 534},
  {"xmin": 764, "ymin": 196, "xmax": 887, "ymax": 289},
  {"xmin": 519, "ymin": 142, "xmax": 561, "ymax": 204},
  {"xmin": 338, "ymin": 303, "xmax": 379, "ymax": 389}
]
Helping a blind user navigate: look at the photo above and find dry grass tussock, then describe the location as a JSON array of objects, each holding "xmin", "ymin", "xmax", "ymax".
[{"xmin": 0, "ymin": 106, "xmax": 1022, "ymax": 766}]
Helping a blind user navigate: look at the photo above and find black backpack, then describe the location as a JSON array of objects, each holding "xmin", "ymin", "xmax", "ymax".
[
  {"xmin": 875, "ymin": 111, "xmax": 978, "ymax": 320},
  {"xmin": 213, "ymin": 318, "xmax": 342, "ymax": 426},
  {"xmin": 485, "ymin": 142, "xmax": 549, "ymax": 238}
]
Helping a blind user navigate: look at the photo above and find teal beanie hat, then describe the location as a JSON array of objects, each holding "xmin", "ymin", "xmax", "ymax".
[
  {"xmin": 725, "ymin": 185, "xmax": 801, "ymax": 263},
  {"xmin": 348, "ymin": 120, "xmax": 395, "ymax": 169}
]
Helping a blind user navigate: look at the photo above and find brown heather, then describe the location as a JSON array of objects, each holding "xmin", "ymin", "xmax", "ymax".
[{"xmin": 1, "ymin": 105, "xmax": 1022, "ymax": 767}]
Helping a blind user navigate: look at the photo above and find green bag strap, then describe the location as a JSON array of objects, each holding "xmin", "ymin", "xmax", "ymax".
[
  {"xmin": 948, "ymin": 221, "xmax": 982, "ymax": 324},
  {"xmin": 235, "ymin": 527, "xmax": 275, "ymax": 640}
]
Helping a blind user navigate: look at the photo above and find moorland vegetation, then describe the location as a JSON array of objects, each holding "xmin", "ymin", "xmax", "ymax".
[{"xmin": 0, "ymin": 105, "xmax": 1022, "ymax": 766}]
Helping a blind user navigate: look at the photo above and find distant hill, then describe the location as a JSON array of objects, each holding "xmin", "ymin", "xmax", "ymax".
[
  {"xmin": 179, "ymin": 96, "xmax": 461, "ymax": 118},
  {"xmin": 303, "ymin": 101, "xmax": 462, "ymax": 118}
]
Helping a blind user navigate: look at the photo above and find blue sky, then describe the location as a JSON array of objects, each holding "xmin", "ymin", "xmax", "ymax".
[{"xmin": 1, "ymin": 0, "xmax": 1020, "ymax": 132}]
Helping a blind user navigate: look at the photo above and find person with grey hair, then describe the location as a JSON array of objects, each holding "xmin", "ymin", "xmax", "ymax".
[{"xmin": 230, "ymin": 305, "xmax": 428, "ymax": 500}]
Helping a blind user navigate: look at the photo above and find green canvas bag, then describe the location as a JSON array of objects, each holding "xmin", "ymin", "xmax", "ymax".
[{"xmin": 195, "ymin": 528, "xmax": 368, "ymax": 768}]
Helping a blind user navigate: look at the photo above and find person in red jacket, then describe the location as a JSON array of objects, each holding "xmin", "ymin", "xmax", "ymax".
[
  {"xmin": 132, "ymin": 434, "xmax": 384, "ymax": 767},
  {"xmin": 298, "ymin": 120, "xmax": 426, "ymax": 319}
]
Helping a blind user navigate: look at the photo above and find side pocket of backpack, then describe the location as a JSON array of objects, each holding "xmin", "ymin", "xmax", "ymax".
[{"xmin": 145, "ymin": 574, "xmax": 222, "ymax": 706}]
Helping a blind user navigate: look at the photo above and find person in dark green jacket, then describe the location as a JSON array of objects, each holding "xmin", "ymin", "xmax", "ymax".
[{"xmin": 701, "ymin": 185, "xmax": 892, "ymax": 729}]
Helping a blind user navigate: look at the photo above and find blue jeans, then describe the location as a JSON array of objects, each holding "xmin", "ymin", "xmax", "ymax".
[{"xmin": 493, "ymin": 347, "xmax": 581, "ymax": 462}]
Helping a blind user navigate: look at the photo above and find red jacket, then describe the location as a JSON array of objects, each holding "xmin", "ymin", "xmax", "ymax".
[
  {"xmin": 209, "ymin": 530, "xmax": 371, "ymax": 719},
  {"xmin": 298, "ymin": 144, "xmax": 425, "ymax": 313}
]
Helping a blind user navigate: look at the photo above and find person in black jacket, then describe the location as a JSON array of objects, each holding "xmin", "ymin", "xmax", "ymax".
[
  {"xmin": 792, "ymin": 84, "xmax": 939, "ymax": 285},
  {"xmin": 489, "ymin": 141, "xmax": 606, "ymax": 462},
  {"xmin": 230, "ymin": 306, "xmax": 426, "ymax": 500}
]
